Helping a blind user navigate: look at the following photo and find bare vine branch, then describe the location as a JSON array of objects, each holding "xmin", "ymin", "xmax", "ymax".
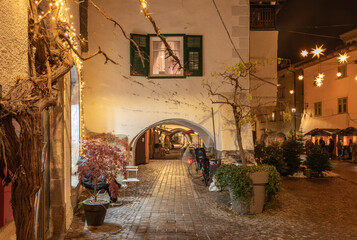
[
  {"xmin": 139, "ymin": 0, "xmax": 183, "ymax": 70},
  {"xmin": 87, "ymin": 0, "xmax": 146, "ymax": 66}
]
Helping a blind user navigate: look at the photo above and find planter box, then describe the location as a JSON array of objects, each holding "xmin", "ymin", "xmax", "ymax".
[{"xmin": 229, "ymin": 171, "xmax": 269, "ymax": 214}]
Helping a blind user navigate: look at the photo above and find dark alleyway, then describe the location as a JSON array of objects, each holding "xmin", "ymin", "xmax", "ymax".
[{"xmin": 66, "ymin": 159, "xmax": 357, "ymax": 239}]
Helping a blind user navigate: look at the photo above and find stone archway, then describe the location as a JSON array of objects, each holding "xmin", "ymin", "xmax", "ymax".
[{"xmin": 130, "ymin": 118, "xmax": 214, "ymax": 164}]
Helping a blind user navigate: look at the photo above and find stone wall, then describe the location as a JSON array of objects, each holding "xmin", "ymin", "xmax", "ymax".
[
  {"xmin": 0, "ymin": 0, "xmax": 28, "ymax": 238},
  {"xmin": 220, "ymin": 150, "xmax": 255, "ymax": 165},
  {"xmin": 48, "ymin": 72, "xmax": 73, "ymax": 238},
  {"xmin": 0, "ymin": 0, "xmax": 28, "ymax": 94}
]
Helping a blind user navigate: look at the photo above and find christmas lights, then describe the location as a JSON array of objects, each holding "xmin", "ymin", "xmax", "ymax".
[{"xmin": 311, "ymin": 45, "xmax": 325, "ymax": 58}]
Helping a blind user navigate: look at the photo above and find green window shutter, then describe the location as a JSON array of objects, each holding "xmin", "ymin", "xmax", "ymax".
[
  {"xmin": 130, "ymin": 34, "xmax": 149, "ymax": 76},
  {"xmin": 184, "ymin": 35, "xmax": 203, "ymax": 76}
]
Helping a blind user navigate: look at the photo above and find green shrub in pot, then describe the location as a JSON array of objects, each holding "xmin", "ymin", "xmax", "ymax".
[{"xmin": 214, "ymin": 164, "xmax": 281, "ymax": 204}]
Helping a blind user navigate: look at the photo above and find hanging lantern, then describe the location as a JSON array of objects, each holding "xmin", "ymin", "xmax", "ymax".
[
  {"xmin": 337, "ymin": 52, "xmax": 349, "ymax": 64},
  {"xmin": 311, "ymin": 45, "xmax": 326, "ymax": 58}
]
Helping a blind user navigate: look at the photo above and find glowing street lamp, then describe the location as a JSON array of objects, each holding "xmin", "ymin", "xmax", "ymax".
[
  {"xmin": 337, "ymin": 72, "xmax": 342, "ymax": 77},
  {"xmin": 289, "ymin": 90, "xmax": 294, "ymax": 94}
]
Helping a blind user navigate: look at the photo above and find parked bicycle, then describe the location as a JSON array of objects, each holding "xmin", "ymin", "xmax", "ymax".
[{"xmin": 187, "ymin": 147, "xmax": 210, "ymax": 186}]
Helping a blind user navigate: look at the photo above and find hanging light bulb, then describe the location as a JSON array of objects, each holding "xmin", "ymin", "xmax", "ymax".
[
  {"xmin": 311, "ymin": 45, "xmax": 326, "ymax": 58},
  {"xmin": 289, "ymin": 90, "xmax": 294, "ymax": 94},
  {"xmin": 298, "ymin": 75, "xmax": 304, "ymax": 80},
  {"xmin": 318, "ymin": 73, "xmax": 325, "ymax": 79},
  {"xmin": 337, "ymin": 72, "xmax": 342, "ymax": 77}
]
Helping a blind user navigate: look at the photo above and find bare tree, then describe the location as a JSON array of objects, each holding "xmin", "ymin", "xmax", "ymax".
[
  {"xmin": 202, "ymin": 62, "xmax": 259, "ymax": 166},
  {"xmin": 0, "ymin": 0, "xmax": 181, "ymax": 239}
]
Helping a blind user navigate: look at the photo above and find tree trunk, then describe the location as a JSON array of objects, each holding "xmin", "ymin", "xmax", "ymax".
[
  {"xmin": 233, "ymin": 106, "xmax": 247, "ymax": 166},
  {"xmin": 12, "ymin": 177, "xmax": 37, "ymax": 240},
  {"xmin": 11, "ymin": 115, "xmax": 42, "ymax": 240}
]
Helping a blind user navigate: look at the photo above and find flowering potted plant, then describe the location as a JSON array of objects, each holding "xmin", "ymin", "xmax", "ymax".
[{"xmin": 76, "ymin": 135, "xmax": 129, "ymax": 226}]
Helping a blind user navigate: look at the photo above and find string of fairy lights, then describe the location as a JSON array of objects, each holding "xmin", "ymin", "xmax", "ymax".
[
  {"xmin": 299, "ymin": 45, "xmax": 356, "ymax": 87},
  {"xmin": 36, "ymin": 0, "xmax": 85, "ymax": 137},
  {"xmin": 33, "ymin": 0, "xmax": 150, "ymax": 139}
]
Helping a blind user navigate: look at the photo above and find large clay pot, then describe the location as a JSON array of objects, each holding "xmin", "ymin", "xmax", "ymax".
[
  {"xmin": 228, "ymin": 188, "xmax": 249, "ymax": 214},
  {"xmin": 82, "ymin": 200, "xmax": 110, "ymax": 226},
  {"xmin": 229, "ymin": 171, "xmax": 269, "ymax": 214},
  {"xmin": 249, "ymin": 171, "xmax": 269, "ymax": 214}
]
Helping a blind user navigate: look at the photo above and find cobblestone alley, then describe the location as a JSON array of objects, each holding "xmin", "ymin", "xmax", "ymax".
[{"xmin": 66, "ymin": 159, "xmax": 357, "ymax": 239}]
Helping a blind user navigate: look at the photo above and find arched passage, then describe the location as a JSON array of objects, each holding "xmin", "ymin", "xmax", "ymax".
[{"xmin": 130, "ymin": 118, "xmax": 214, "ymax": 165}]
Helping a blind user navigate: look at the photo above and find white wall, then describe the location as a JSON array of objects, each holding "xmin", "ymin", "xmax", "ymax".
[
  {"xmin": 301, "ymin": 48, "xmax": 357, "ymax": 132},
  {"xmin": 82, "ymin": 0, "xmax": 254, "ymax": 151},
  {"xmin": 249, "ymin": 30, "xmax": 278, "ymax": 106}
]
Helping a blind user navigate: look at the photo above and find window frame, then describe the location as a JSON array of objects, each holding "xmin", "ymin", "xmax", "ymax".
[
  {"xmin": 314, "ymin": 102, "xmax": 322, "ymax": 116},
  {"xmin": 338, "ymin": 97, "xmax": 348, "ymax": 114},
  {"xmin": 278, "ymin": 87, "xmax": 285, "ymax": 99},
  {"xmin": 149, "ymin": 34, "xmax": 185, "ymax": 78},
  {"xmin": 130, "ymin": 34, "xmax": 203, "ymax": 78},
  {"xmin": 337, "ymin": 64, "xmax": 347, "ymax": 79}
]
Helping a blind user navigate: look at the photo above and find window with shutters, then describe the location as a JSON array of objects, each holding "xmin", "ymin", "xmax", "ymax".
[
  {"xmin": 130, "ymin": 34, "xmax": 203, "ymax": 77},
  {"xmin": 150, "ymin": 36, "xmax": 184, "ymax": 77}
]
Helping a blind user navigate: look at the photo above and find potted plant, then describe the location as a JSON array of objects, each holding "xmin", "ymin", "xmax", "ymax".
[
  {"xmin": 214, "ymin": 164, "xmax": 280, "ymax": 214},
  {"xmin": 76, "ymin": 136, "xmax": 129, "ymax": 226}
]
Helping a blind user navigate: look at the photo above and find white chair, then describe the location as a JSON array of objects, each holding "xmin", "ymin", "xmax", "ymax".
[{"xmin": 122, "ymin": 166, "xmax": 140, "ymax": 198}]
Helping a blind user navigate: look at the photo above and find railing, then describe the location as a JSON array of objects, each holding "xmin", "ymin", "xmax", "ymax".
[{"xmin": 250, "ymin": 6, "xmax": 276, "ymax": 29}]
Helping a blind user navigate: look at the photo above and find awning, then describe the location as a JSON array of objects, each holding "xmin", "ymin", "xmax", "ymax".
[
  {"xmin": 337, "ymin": 127, "xmax": 357, "ymax": 136},
  {"xmin": 304, "ymin": 128, "xmax": 340, "ymax": 136}
]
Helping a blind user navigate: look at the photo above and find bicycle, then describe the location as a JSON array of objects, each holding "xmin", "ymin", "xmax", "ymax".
[{"xmin": 187, "ymin": 147, "xmax": 210, "ymax": 186}]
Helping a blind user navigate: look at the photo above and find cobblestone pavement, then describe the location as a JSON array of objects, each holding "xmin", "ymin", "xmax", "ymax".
[{"xmin": 66, "ymin": 159, "xmax": 357, "ymax": 239}]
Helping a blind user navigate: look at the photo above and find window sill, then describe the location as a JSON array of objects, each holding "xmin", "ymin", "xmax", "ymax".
[{"xmin": 148, "ymin": 75, "xmax": 187, "ymax": 79}]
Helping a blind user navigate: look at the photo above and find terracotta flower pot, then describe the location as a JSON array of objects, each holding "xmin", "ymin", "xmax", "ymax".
[{"xmin": 82, "ymin": 200, "xmax": 110, "ymax": 226}]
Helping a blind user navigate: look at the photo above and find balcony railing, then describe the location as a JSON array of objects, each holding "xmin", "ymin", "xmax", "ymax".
[{"xmin": 250, "ymin": 6, "xmax": 276, "ymax": 29}]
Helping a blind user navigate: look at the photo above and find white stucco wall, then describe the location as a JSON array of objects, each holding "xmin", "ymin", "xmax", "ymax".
[
  {"xmin": 249, "ymin": 30, "xmax": 278, "ymax": 105},
  {"xmin": 301, "ymin": 48, "xmax": 357, "ymax": 133},
  {"xmin": 0, "ymin": 0, "xmax": 28, "ymax": 94},
  {"xmin": 82, "ymin": 0, "xmax": 253, "ymax": 152}
]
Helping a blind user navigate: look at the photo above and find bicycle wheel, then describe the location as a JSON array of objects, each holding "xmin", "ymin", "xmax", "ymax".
[{"xmin": 188, "ymin": 161, "xmax": 202, "ymax": 179}]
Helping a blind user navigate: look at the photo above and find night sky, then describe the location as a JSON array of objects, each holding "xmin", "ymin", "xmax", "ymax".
[{"xmin": 277, "ymin": 0, "xmax": 357, "ymax": 63}]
